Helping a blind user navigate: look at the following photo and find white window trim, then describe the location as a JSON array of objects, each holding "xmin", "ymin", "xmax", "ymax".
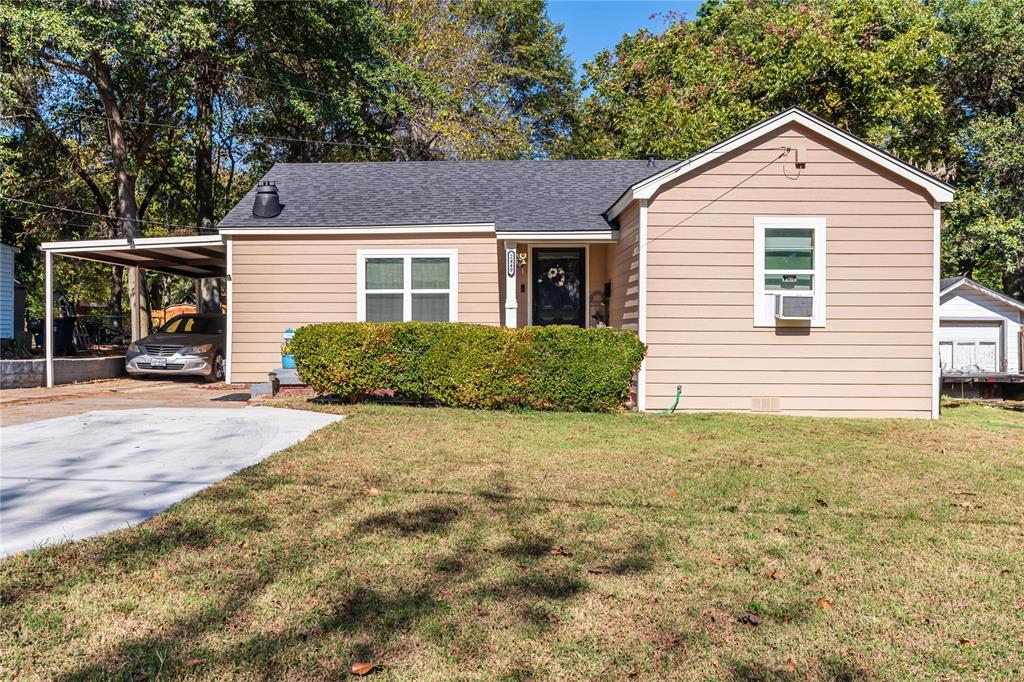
[
  {"xmin": 356, "ymin": 249, "xmax": 459, "ymax": 322},
  {"xmin": 754, "ymin": 217, "xmax": 826, "ymax": 328}
]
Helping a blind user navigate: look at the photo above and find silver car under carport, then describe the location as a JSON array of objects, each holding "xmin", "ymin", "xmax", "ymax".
[{"xmin": 126, "ymin": 314, "xmax": 226, "ymax": 382}]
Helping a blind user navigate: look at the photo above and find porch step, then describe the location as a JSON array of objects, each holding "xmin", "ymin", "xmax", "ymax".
[
  {"xmin": 270, "ymin": 367, "xmax": 304, "ymax": 386},
  {"xmin": 269, "ymin": 367, "xmax": 306, "ymax": 396}
]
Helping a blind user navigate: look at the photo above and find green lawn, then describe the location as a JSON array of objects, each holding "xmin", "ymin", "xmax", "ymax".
[{"xmin": 3, "ymin": 401, "xmax": 1023, "ymax": 680}]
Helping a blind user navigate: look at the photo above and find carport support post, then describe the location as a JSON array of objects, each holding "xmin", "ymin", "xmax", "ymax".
[
  {"xmin": 129, "ymin": 265, "xmax": 141, "ymax": 341},
  {"xmin": 44, "ymin": 249, "xmax": 53, "ymax": 388}
]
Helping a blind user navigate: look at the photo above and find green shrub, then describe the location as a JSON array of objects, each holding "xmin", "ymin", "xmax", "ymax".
[{"xmin": 290, "ymin": 322, "xmax": 646, "ymax": 412}]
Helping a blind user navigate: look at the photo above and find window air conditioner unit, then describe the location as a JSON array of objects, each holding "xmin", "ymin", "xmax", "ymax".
[{"xmin": 775, "ymin": 294, "xmax": 813, "ymax": 320}]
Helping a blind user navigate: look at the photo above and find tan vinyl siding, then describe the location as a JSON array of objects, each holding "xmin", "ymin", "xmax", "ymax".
[
  {"xmin": 230, "ymin": 233, "xmax": 500, "ymax": 383},
  {"xmin": 643, "ymin": 122, "xmax": 936, "ymax": 418},
  {"xmin": 607, "ymin": 202, "xmax": 640, "ymax": 331}
]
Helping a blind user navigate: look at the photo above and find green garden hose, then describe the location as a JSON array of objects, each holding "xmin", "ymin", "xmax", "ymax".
[{"xmin": 655, "ymin": 385, "xmax": 682, "ymax": 415}]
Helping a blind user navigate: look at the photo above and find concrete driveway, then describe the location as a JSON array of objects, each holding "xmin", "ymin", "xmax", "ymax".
[
  {"xmin": 0, "ymin": 377, "xmax": 252, "ymax": 427},
  {"xmin": 1, "ymin": 406, "xmax": 341, "ymax": 556}
]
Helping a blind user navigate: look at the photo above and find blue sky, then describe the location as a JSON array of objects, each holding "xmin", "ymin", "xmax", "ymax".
[{"xmin": 546, "ymin": 1, "xmax": 704, "ymax": 75}]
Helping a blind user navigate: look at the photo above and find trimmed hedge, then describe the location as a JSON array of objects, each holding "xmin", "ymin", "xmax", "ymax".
[{"xmin": 290, "ymin": 322, "xmax": 646, "ymax": 412}]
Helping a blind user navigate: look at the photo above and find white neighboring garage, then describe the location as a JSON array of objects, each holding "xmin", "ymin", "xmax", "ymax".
[{"xmin": 939, "ymin": 277, "xmax": 1023, "ymax": 375}]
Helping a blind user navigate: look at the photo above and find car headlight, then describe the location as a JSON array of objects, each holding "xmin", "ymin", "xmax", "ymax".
[
  {"xmin": 180, "ymin": 343, "xmax": 213, "ymax": 356},
  {"xmin": 128, "ymin": 342, "xmax": 139, "ymax": 352}
]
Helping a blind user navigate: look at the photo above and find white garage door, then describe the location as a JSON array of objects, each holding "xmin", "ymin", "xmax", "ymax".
[{"xmin": 939, "ymin": 322, "xmax": 1001, "ymax": 373}]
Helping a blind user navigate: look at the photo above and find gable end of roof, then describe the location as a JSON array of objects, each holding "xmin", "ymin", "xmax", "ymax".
[
  {"xmin": 605, "ymin": 107, "xmax": 955, "ymax": 221},
  {"xmin": 940, "ymin": 276, "xmax": 1024, "ymax": 313}
]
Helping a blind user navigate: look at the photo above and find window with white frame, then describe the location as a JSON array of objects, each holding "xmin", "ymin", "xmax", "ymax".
[
  {"xmin": 753, "ymin": 217, "xmax": 826, "ymax": 326},
  {"xmin": 357, "ymin": 251, "xmax": 458, "ymax": 322}
]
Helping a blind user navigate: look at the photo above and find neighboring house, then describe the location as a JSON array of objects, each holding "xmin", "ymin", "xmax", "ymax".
[
  {"xmin": 41, "ymin": 108, "xmax": 956, "ymax": 417},
  {"xmin": 939, "ymin": 276, "xmax": 1023, "ymax": 376},
  {"xmin": 1, "ymin": 243, "xmax": 17, "ymax": 340}
]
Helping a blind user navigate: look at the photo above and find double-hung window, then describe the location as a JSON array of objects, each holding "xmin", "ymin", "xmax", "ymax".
[
  {"xmin": 357, "ymin": 250, "xmax": 458, "ymax": 322},
  {"xmin": 754, "ymin": 217, "xmax": 826, "ymax": 326}
]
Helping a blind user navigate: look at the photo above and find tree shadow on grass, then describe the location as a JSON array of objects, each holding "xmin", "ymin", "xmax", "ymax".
[
  {"xmin": 351, "ymin": 504, "xmax": 460, "ymax": 536},
  {"xmin": 48, "ymin": 475, "xmax": 662, "ymax": 679},
  {"xmin": 496, "ymin": 532, "xmax": 554, "ymax": 559},
  {"xmin": 729, "ymin": 655, "xmax": 874, "ymax": 681}
]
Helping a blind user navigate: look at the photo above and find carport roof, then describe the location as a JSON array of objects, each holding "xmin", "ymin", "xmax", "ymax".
[{"xmin": 41, "ymin": 234, "xmax": 225, "ymax": 278}]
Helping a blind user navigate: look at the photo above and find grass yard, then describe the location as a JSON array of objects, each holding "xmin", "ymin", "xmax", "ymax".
[{"xmin": 2, "ymin": 400, "xmax": 1023, "ymax": 680}]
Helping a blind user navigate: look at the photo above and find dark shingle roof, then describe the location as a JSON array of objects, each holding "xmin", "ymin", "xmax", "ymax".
[{"xmin": 217, "ymin": 160, "xmax": 672, "ymax": 232}]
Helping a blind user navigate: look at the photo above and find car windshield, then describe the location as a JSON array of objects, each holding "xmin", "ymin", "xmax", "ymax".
[{"xmin": 158, "ymin": 316, "xmax": 224, "ymax": 334}]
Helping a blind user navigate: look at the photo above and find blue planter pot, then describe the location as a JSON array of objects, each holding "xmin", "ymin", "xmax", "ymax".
[{"xmin": 281, "ymin": 354, "xmax": 296, "ymax": 369}]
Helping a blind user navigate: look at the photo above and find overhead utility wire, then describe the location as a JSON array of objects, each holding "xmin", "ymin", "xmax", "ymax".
[
  {"xmin": 8, "ymin": 105, "xmax": 401, "ymax": 154},
  {"xmin": 3, "ymin": 213, "xmax": 107, "ymax": 232},
  {"xmin": 0, "ymin": 196, "xmax": 201, "ymax": 231},
  {"xmin": 645, "ymin": 148, "xmax": 792, "ymax": 246}
]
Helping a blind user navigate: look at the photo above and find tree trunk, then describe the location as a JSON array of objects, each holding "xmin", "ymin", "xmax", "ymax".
[
  {"xmin": 106, "ymin": 212, "xmax": 123, "ymax": 336},
  {"xmin": 109, "ymin": 265, "xmax": 123, "ymax": 337},
  {"xmin": 93, "ymin": 55, "xmax": 150, "ymax": 338},
  {"xmin": 1004, "ymin": 270, "xmax": 1024, "ymax": 301},
  {"xmin": 195, "ymin": 59, "xmax": 222, "ymax": 314}
]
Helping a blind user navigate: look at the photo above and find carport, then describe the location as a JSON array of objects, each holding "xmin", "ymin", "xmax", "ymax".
[{"xmin": 39, "ymin": 234, "xmax": 230, "ymax": 388}]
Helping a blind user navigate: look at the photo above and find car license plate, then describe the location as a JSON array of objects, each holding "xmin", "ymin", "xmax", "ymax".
[{"xmin": 150, "ymin": 357, "xmax": 167, "ymax": 368}]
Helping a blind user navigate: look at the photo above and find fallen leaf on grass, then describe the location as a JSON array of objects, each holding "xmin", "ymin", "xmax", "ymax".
[
  {"xmin": 816, "ymin": 597, "xmax": 833, "ymax": 610},
  {"xmin": 362, "ymin": 487, "xmax": 380, "ymax": 497},
  {"xmin": 549, "ymin": 545, "xmax": 572, "ymax": 557},
  {"xmin": 351, "ymin": 662, "xmax": 377, "ymax": 675},
  {"xmin": 735, "ymin": 611, "xmax": 763, "ymax": 626},
  {"xmin": 666, "ymin": 489, "xmax": 677, "ymax": 497},
  {"xmin": 587, "ymin": 565, "xmax": 612, "ymax": 574}
]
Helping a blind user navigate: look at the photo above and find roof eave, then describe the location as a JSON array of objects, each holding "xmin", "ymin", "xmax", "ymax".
[{"xmin": 941, "ymin": 277, "xmax": 1024, "ymax": 313}]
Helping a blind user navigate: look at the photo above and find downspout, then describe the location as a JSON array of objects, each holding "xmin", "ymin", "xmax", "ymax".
[{"xmin": 637, "ymin": 199, "xmax": 648, "ymax": 411}]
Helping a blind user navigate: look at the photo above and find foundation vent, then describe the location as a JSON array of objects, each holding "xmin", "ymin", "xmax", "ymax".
[{"xmin": 751, "ymin": 397, "xmax": 780, "ymax": 413}]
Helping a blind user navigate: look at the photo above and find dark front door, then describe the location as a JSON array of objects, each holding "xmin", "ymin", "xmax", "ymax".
[{"xmin": 532, "ymin": 248, "xmax": 586, "ymax": 327}]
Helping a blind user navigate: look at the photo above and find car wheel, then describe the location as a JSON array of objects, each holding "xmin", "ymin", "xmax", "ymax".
[{"xmin": 205, "ymin": 352, "xmax": 225, "ymax": 383}]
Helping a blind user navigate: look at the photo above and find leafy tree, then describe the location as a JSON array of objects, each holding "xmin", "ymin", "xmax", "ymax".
[
  {"xmin": 382, "ymin": 0, "xmax": 577, "ymax": 158},
  {"xmin": 938, "ymin": 0, "xmax": 1024, "ymax": 296},
  {"xmin": 2, "ymin": 0, "xmax": 213, "ymax": 336},
  {"xmin": 571, "ymin": 0, "xmax": 948, "ymax": 163},
  {"xmin": 0, "ymin": 0, "xmax": 435, "ymax": 332}
]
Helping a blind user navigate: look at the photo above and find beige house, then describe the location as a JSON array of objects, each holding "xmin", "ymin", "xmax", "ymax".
[{"xmin": 42, "ymin": 108, "xmax": 955, "ymax": 417}]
